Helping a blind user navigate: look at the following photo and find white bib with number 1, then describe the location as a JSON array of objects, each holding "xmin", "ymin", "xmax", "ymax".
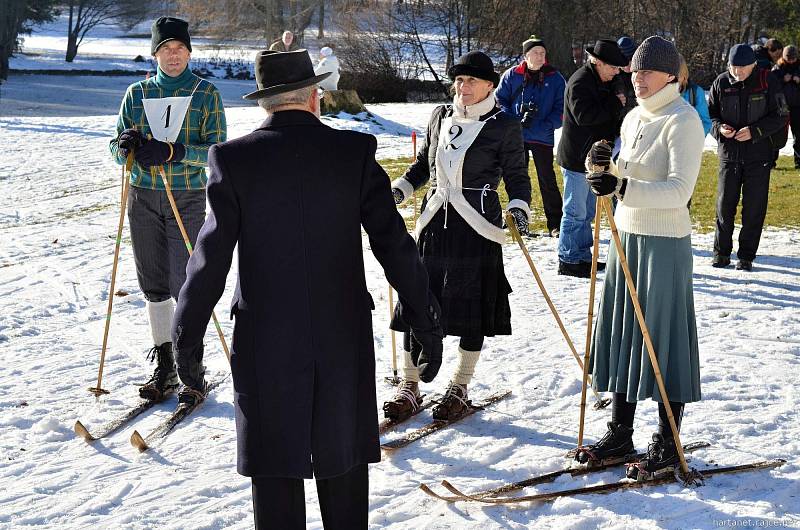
[{"xmin": 142, "ymin": 95, "xmax": 192, "ymax": 143}]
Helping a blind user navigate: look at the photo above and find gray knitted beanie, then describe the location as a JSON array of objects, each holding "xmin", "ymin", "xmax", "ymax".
[{"xmin": 630, "ymin": 36, "xmax": 680, "ymax": 77}]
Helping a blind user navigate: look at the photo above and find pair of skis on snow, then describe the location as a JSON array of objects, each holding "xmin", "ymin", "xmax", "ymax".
[
  {"xmin": 74, "ymin": 376, "xmax": 226, "ymax": 451},
  {"xmin": 376, "ymin": 385, "xmax": 785, "ymax": 504},
  {"xmin": 379, "ymin": 389, "xmax": 512, "ymax": 450},
  {"xmin": 417, "ymin": 438, "xmax": 784, "ymax": 504}
]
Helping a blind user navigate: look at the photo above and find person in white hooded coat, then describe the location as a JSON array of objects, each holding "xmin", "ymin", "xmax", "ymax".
[{"xmin": 314, "ymin": 47, "xmax": 340, "ymax": 91}]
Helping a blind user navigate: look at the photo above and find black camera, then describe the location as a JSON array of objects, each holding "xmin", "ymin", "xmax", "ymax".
[{"xmin": 520, "ymin": 101, "xmax": 539, "ymax": 128}]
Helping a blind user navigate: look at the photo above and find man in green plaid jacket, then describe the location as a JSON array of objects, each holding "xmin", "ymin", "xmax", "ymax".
[{"xmin": 108, "ymin": 17, "xmax": 227, "ymax": 401}]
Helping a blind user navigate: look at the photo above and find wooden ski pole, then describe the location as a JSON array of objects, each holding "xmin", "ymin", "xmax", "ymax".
[
  {"xmin": 411, "ymin": 131, "xmax": 418, "ymax": 220},
  {"xmin": 89, "ymin": 154, "xmax": 134, "ymax": 397},
  {"xmin": 156, "ymin": 167, "xmax": 231, "ymax": 363},
  {"xmin": 387, "ymin": 285, "xmax": 400, "ymax": 384},
  {"xmin": 599, "ymin": 197, "xmax": 691, "ymax": 478},
  {"xmin": 577, "ymin": 199, "xmax": 603, "ymax": 446},
  {"xmin": 505, "ymin": 212, "xmax": 610, "ymax": 409}
]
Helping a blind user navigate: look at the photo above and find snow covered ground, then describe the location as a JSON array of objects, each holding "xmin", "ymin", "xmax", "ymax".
[{"xmin": 1, "ymin": 28, "xmax": 800, "ymax": 530}]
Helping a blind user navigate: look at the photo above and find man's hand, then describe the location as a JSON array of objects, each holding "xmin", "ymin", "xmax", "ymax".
[
  {"xmin": 391, "ymin": 188, "xmax": 405, "ymax": 205},
  {"xmin": 784, "ymin": 73, "xmax": 792, "ymax": 83},
  {"xmin": 734, "ymin": 126, "xmax": 752, "ymax": 142},
  {"xmin": 410, "ymin": 328, "xmax": 443, "ymax": 383},
  {"xmin": 793, "ymin": 75, "xmax": 800, "ymax": 84},
  {"xmin": 720, "ymin": 124, "xmax": 736, "ymax": 139},
  {"xmin": 409, "ymin": 300, "xmax": 444, "ymax": 383},
  {"xmin": 118, "ymin": 128, "xmax": 144, "ymax": 158},
  {"xmin": 586, "ymin": 171, "xmax": 620, "ymax": 197},
  {"xmin": 508, "ymin": 207, "xmax": 530, "ymax": 236},
  {"xmin": 135, "ymin": 138, "xmax": 186, "ymax": 167}
]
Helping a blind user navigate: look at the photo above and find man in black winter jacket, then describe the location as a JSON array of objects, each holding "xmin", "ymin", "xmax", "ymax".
[
  {"xmin": 708, "ymin": 44, "xmax": 787, "ymax": 271},
  {"xmin": 555, "ymin": 39, "xmax": 627, "ymax": 278}
]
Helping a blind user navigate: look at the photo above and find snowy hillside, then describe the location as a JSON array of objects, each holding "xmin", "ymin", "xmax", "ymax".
[{"xmin": 1, "ymin": 25, "xmax": 799, "ymax": 529}]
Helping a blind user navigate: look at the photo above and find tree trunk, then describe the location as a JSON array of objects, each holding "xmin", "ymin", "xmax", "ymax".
[
  {"xmin": 65, "ymin": 32, "xmax": 79, "ymax": 62},
  {"xmin": 318, "ymin": 0, "xmax": 325, "ymax": 39}
]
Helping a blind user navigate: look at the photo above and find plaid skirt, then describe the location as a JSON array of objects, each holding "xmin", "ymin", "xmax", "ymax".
[{"xmin": 392, "ymin": 207, "xmax": 511, "ymax": 338}]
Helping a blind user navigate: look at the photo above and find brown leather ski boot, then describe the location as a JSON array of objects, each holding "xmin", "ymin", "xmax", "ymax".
[
  {"xmin": 432, "ymin": 382, "xmax": 470, "ymax": 421},
  {"xmin": 383, "ymin": 380, "xmax": 423, "ymax": 422}
]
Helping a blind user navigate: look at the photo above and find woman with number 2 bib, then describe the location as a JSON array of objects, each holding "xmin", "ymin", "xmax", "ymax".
[{"xmin": 387, "ymin": 51, "xmax": 531, "ymax": 421}]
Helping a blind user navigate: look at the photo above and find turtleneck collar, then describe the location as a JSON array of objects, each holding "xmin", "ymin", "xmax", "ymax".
[
  {"xmin": 452, "ymin": 92, "xmax": 497, "ymax": 120},
  {"xmin": 155, "ymin": 66, "xmax": 196, "ymax": 90},
  {"xmin": 637, "ymin": 82, "xmax": 681, "ymax": 115}
]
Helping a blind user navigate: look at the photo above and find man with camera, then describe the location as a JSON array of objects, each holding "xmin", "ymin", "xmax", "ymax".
[{"xmin": 497, "ymin": 35, "xmax": 566, "ymax": 237}]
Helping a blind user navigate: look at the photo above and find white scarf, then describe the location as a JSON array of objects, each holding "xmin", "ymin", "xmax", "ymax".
[
  {"xmin": 452, "ymin": 93, "xmax": 498, "ymax": 120},
  {"xmin": 636, "ymin": 82, "xmax": 681, "ymax": 117}
]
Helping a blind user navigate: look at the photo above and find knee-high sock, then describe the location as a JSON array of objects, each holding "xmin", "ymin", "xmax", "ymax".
[
  {"xmin": 452, "ymin": 347, "xmax": 481, "ymax": 385},
  {"xmin": 401, "ymin": 348, "xmax": 420, "ymax": 382},
  {"xmin": 658, "ymin": 401, "xmax": 684, "ymax": 440},
  {"xmin": 147, "ymin": 299, "xmax": 174, "ymax": 346}
]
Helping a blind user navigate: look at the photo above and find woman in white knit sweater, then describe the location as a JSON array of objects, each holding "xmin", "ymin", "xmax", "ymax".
[{"xmin": 574, "ymin": 36, "xmax": 705, "ymax": 478}]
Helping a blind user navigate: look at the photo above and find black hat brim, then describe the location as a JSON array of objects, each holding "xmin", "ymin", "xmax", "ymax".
[
  {"xmin": 448, "ymin": 64, "xmax": 500, "ymax": 87},
  {"xmin": 243, "ymin": 72, "xmax": 331, "ymax": 100},
  {"xmin": 586, "ymin": 47, "xmax": 628, "ymax": 67}
]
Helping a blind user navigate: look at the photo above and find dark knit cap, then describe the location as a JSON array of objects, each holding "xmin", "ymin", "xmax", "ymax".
[
  {"xmin": 448, "ymin": 51, "xmax": 500, "ymax": 86},
  {"xmin": 728, "ymin": 44, "xmax": 756, "ymax": 66},
  {"xmin": 630, "ymin": 36, "xmax": 680, "ymax": 77},
  {"xmin": 617, "ymin": 36, "xmax": 637, "ymax": 61},
  {"xmin": 151, "ymin": 17, "xmax": 192, "ymax": 55},
  {"xmin": 522, "ymin": 35, "xmax": 546, "ymax": 55}
]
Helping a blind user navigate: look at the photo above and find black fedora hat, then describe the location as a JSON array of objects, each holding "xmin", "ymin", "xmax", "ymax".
[
  {"xmin": 585, "ymin": 39, "xmax": 628, "ymax": 67},
  {"xmin": 243, "ymin": 49, "xmax": 331, "ymax": 100},
  {"xmin": 448, "ymin": 50, "xmax": 500, "ymax": 86}
]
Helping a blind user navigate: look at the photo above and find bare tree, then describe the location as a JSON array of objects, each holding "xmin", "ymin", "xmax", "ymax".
[
  {"xmin": 64, "ymin": 1, "xmax": 145, "ymax": 62},
  {"xmin": 0, "ymin": 0, "xmax": 57, "ymax": 80}
]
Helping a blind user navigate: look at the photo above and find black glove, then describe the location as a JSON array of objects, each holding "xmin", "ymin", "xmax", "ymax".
[
  {"xmin": 117, "ymin": 128, "xmax": 144, "ymax": 158},
  {"xmin": 410, "ymin": 329, "xmax": 443, "ymax": 383},
  {"xmin": 392, "ymin": 188, "xmax": 405, "ymax": 205},
  {"xmin": 409, "ymin": 300, "xmax": 444, "ymax": 383},
  {"xmin": 586, "ymin": 171, "xmax": 620, "ymax": 196},
  {"xmin": 508, "ymin": 207, "xmax": 529, "ymax": 236},
  {"xmin": 134, "ymin": 138, "xmax": 186, "ymax": 167},
  {"xmin": 589, "ymin": 140, "xmax": 613, "ymax": 171}
]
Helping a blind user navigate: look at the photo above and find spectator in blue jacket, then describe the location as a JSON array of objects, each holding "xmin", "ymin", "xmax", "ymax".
[
  {"xmin": 678, "ymin": 55, "xmax": 712, "ymax": 136},
  {"xmin": 497, "ymin": 35, "xmax": 566, "ymax": 237}
]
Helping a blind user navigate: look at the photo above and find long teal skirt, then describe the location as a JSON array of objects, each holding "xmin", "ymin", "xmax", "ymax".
[{"xmin": 590, "ymin": 231, "xmax": 701, "ymax": 403}]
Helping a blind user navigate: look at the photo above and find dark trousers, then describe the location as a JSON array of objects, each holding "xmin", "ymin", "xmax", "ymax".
[
  {"xmin": 251, "ymin": 464, "xmax": 368, "ymax": 529},
  {"xmin": 127, "ymin": 186, "xmax": 206, "ymax": 302},
  {"xmin": 525, "ymin": 143, "xmax": 563, "ymax": 231},
  {"xmin": 713, "ymin": 159, "xmax": 771, "ymax": 262}
]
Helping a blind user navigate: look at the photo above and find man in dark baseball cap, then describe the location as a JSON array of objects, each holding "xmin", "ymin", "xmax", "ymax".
[{"xmin": 707, "ymin": 43, "xmax": 787, "ymax": 271}]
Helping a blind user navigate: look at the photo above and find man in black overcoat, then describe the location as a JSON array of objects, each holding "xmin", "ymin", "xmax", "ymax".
[
  {"xmin": 556, "ymin": 39, "xmax": 627, "ymax": 278},
  {"xmin": 170, "ymin": 50, "xmax": 443, "ymax": 529}
]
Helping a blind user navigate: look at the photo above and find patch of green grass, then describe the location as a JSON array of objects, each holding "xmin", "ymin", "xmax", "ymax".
[{"xmin": 380, "ymin": 152, "xmax": 800, "ymax": 233}]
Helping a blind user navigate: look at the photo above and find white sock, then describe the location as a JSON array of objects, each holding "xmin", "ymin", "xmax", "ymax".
[
  {"xmin": 401, "ymin": 349, "xmax": 420, "ymax": 383},
  {"xmin": 147, "ymin": 299, "xmax": 174, "ymax": 346},
  {"xmin": 452, "ymin": 347, "xmax": 481, "ymax": 385}
]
